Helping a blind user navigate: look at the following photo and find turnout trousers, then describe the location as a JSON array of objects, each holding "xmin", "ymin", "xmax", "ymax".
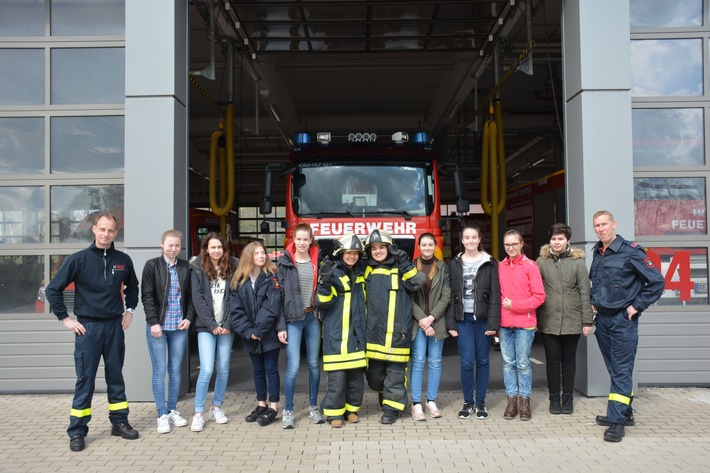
[
  {"xmin": 366, "ymin": 359, "xmax": 408, "ymax": 412},
  {"xmin": 68, "ymin": 316, "xmax": 129, "ymax": 438},
  {"xmin": 594, "ymin": 310, "xmax": 637, "ymax": 424},
  {"xmin": 321, "ymin": 368, "xmax": 365, "ymax": 421}
]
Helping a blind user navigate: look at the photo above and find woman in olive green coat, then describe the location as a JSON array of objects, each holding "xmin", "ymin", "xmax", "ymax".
[{"xmin": 536, "ymin": 223, "xmax": 594, "ymax": 415}]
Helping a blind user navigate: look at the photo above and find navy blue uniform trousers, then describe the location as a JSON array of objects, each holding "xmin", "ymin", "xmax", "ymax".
[
  {"xmin": 594, "ymin": 310, "xmax": 637, "ymax": 424},
  {"xmin": 68, "ymin": 316, "xmax": 129, "ymax": 438}
]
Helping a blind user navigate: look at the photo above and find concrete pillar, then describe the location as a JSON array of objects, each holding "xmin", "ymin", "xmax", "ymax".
[
  {"xmin": 124, "ymin": 0, "xmax": 189, "ymax": 402},
  {"xmin": 562, "ymin": 0, "xmax": 634, "ymax": 396}
]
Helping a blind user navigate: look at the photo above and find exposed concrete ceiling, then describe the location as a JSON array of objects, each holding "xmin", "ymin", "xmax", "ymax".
[{"xmin": 187, "ymin": 0, "xmax": 563, "ymax": 209}]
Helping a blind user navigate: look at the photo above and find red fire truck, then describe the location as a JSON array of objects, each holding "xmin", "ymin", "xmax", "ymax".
[{"xmin": 260, "ymin": 131, "xmax": 468, "ymax": 259}]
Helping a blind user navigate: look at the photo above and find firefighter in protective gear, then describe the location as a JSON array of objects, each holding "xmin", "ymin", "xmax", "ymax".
[
  {"xmin": 363, "ymin": 229, "xmax": 426, "ymax": 424},
  {"xmin": 590, "ymin": 211, "xmax": 665, "ymax": 443},
  {"xmin": 315, "ymin": 234, "xmax": 367, "ymax": 427}
]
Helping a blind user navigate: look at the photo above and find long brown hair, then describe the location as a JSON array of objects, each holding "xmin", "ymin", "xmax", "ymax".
[
  {"xmin": 416, "ymin": 232, "xmax": 438, "ymax": 281},
  {"xmin": 199, "ymin": 232, "xmax": 233, "ymax": 281},
  {"xmin": 230, "ymin": 241, "xmax": 276, "ymax": 289}
]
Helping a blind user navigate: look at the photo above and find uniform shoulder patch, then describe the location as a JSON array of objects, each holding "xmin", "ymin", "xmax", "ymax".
[
  {"xmin": 272, "ymin": 277, "xmax": 281, "ymax": 289},
  {"xmin": 643, "ymin": 257, "xmax": 655, "ymax": 269}
]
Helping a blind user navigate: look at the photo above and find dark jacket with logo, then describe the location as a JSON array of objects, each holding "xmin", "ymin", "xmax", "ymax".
[
  {"xmin": 141, "ymin": 256, "xmax": 196, "ymax": 327},
  {"xmin": 46, "ymin": 241, "xmax": 139, "ymax": 322},
  {"xmin": 231, "ymin": 270, "xmax": 284, "ymax": 354}
]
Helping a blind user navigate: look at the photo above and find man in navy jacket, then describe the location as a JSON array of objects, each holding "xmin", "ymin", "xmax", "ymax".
[{"xmin": 46, "ymin": 212, "xmax": 139, "ymax": 452}]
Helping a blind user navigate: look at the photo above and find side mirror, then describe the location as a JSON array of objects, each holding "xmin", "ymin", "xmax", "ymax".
[{"xmin": 260, "ymin": 169, "xmax": 273, "ymax": 215}]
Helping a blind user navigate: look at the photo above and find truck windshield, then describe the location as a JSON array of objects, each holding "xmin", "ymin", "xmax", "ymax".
[{"xmin": 293, "ymin": 164, "xmax": 432, "ymax": 217}]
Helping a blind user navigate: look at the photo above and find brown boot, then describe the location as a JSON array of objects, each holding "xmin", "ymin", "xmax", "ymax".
[
  {"xmin": 519, "ymin": 397, "xmax": 532, "ymax": 421},
  {"xmin": 503, "ymin": 396, "xmax": 518, "ymax": 420}
]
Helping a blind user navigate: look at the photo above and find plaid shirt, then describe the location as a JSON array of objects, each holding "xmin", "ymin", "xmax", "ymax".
[{"xmin": 162, "ymin": 259, "xmax": 182, "ymax": 331}]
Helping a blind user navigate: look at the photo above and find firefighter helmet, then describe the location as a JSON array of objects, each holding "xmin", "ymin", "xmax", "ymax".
[
  {"xmin": 332, "ymin": 233, "xmax": 364, "ymax": 256},
  {"xmin": 364, "ymin": 229, "xmax": 393, "ymax": 248}
]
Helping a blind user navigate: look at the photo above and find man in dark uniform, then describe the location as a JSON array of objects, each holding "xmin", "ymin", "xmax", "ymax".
[
  {"xmin": 589, "ymin": 210, "xmax": 665, "ymax": 442},
  {"xmin": 45, "ymin": 212, "xmax": 140, "ymax": 452}
]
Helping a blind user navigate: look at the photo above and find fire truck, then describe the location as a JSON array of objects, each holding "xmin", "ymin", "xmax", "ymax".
[{"xmin": 260, "ymin": 131, "xmax": 468, "ymax": 259}]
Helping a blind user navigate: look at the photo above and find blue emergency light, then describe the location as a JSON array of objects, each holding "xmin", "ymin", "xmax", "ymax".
[
  {"xmin": 413, "ymin": 131, "xmax": 429, "ymax": 144},
  {"xmin": 295, "ymin": 132, "xmax": 311, "ymax": 146}
]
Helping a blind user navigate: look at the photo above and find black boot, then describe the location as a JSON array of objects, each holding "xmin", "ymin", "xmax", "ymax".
[
  {"xmin": 549, "ymin": 393, "xmax": 562, "ymax": 415},
  {"xmin": 561, "ymin": 392, "xmax": 573, "ymax": 414}
]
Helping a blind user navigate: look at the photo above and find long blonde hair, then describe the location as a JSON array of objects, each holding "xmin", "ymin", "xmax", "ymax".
[{"xmin": 230, "ymin": 241, "xmax": 275, "ymax": 289}]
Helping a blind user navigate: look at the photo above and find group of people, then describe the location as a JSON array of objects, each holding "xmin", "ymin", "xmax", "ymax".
[{"xmin": 46, "ymin": 209, "xmax": 664, "ymax": 452}]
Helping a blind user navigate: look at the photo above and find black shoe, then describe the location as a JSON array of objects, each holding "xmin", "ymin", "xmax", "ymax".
[
  {"xmin": 69, "ymin": 436, "xmax": 85, "ymax": 452},
  {"xmin": 380, "ymin": 410, "xmax": 400, "ymax": 425},
  {"xmin": 561, "ymin": 392, "xmax": 573, "ymax": 414},
  {"xmin": 256, "ymin": 408, "xmax": 277, "ymax": 426},
  {"xmin": 111, "ymin": 422, "xmax": 139, "ymax": 440},
  {"xmin": 596, "ymin": 412, "xmax": 635, "ymax": 427},
  {"xmin": 549, "ymin": 394, "xmax": 562, "ymax": 415},
  {"xmin": 245, "ymin": 405, "xmax": 267, "ymax": 423},
  {"xmin": 458, "ymin": 402, "xmax": 474, "ymax": 419},
  {"xmin": 603, "ymin": 423, "xmax": 625, "ymax": 442}
]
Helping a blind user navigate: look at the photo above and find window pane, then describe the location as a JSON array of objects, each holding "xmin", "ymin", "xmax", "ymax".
[
  {"xmin": 647, "ymin": 247, "xmax": 708, "ymax": 306},
  {"xmin": 0, "ymin": 0, "xmax": 45, "ymax": 36},
  {"xmin": 0, "ymin": 117, "xmax": 44, "ymax": 173},
  {"xmin": 0, "ymin": 255, "xmax": 44, "ymax": 313},
  {"xmin": 630, "ymin": 39, "xmax": 702, "ymax": 96},
  {"xmin": 51, "ymin": 0, "xmax": 125, "ymax": 36},
  {"xmin": 632, "ymin": 109, "xmax": 704, "ymax": 166},
  {"xmin": 51, "ymin": 116, "xmax": 124, "ymax": 173},
  {"xmin": 50, "ymin": 185, "xmax": 124, "ymax": 243},
  {"xmin": 630, "ymin": 0, "xmax": 702, "ymax": 28},
  {"xmin": 634, "ymin": 177, "xmax": 706, "ymax": 236},
  {"xmin": 51, "ymin": 48, "xmax": 124, "ymax": 104},
  {"xmin": 0, "ymin": 187, "xmax": 45, "ymax": 244},
  {"xmin": 0, "ymin": 49, "xmax": 45, "ymax": 105}
]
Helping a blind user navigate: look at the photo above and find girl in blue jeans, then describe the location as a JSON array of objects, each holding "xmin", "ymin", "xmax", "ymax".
[
  {"xmin": 498, "ymin": 229, "xmax": 545, "ymax": 421},
  {"xmin": 410, "ymin": 233, "xmax": 451, "ymax": 421},
  {"xmin": 231, "ymin": 242, "xmax": 284, "ymax": 427},
  {"xmin": 445, "ymin": 225, "xmax": 500, "ymax": 420},
  {"xmin": 189, "ymin": 232, "xmax": 238, "ymax": 432},
  {"xmin": 142, "ymin": 229, "xmax": 196, "ymax": 434},
  {"xmin": 276, "ymin": 223, "xmax": 324, "ymax": 428}
]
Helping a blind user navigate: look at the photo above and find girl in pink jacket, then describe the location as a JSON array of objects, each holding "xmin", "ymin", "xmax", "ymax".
[{"xmin": 498, "ymin": 229, "xmax": 546, "ymax": 422}]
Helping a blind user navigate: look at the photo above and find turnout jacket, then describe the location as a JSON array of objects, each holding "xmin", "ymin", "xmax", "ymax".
[
  {"xmin": 276, "ymin": 242, "xmax": 321, "ymax": 326},
  {"xmin": 141, "ymin": 256, "xmax": 196, "ymax": 327},
  {"xmin": 230, "ymin": 270, "xmax": 284, "ymax": 354},
  {"xmin": 315, "ymin": 259, "xmax": 367, "ymax": 371},
  {"xmin": 498, "ymin": 253, "xmax": 545, "ymax": 329},
  {"xmin": 364, "ymin": 254, "xmax": 426, "ymax": 363},
  {"xmin": 190, "ymin": 256, "xmax": 239, "ymax": 332},
  {"xmin": 46, "ymin": 241, "xmax": 139, "ymax": 322},
  {"xmin": 445, "ymin": 252, "xmax": 501, "ymax": 332},
  {"xmin": 412, "ymin": 258, "xmax": 451, "ymax": 341},
  {"xmin": 590, "ymin": 235, "xmax": 665, "ymax": 315},
  {"xmin": 536, "ymin": 245, "xmax": 594, "ymax": 335}
]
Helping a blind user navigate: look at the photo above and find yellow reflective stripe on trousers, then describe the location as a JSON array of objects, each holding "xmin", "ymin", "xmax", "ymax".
[
  {"xmin": 345, "ymin": 403, "xmax": 360, "ymax": 412},
  {"xmin": 382, "ymin": 399, "xmax": 405, "ymax": 411},
  {"xmin": 70, "ymin": 407, "xmax": 92, "ymax": 417},
  {"xmin": 323, "ymin": 351, "xmax": 366, "ymax": 362},
  {"xmin": 323, "ymin": 406, "xmax": 346, "ymax": 417},
  {"xmin": 366, "ymin": 343, "xmax": 409, "ymax": 355},
  {"xmin": 108, "ymin": 401, "xmax": 129, "ymax": 411},
  {"xmin": 608, "ymin": 393, "xmax": 631, "ymax": 405}
]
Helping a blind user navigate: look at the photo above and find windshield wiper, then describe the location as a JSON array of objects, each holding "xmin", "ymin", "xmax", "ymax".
[
  {"xmin": 366, "ymin": 210, "xmax": 413, "ymax": 221},
  {"xmin": 299, "ymin": 211, "xmax": 356, "ymax": 219}
]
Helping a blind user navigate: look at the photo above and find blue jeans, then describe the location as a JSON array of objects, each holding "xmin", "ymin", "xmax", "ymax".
[
  {"xmin": 498, "ymin": 327, "xmax": 536, "ymax": 398},
  {"xmin": 194, "ymin": 331, "xmax": 235, "ymax": 413},
  {"xmin": 283, "ymin": 315, "xmax": 322, "ymax": 410},
  {"xmin": 146, "ymin": 325, "xmax": 188, "ymax": 416},
  {"xmin": 250, "ymin": 348, "xmax": 281, "ymax": 403},
  {"xmin": 409, "ymin": 327, "xmax": 444, "ymax": 403},
  {"xmin": 456, "ymin": 314, "xmax": 491, "ymax": 405}
]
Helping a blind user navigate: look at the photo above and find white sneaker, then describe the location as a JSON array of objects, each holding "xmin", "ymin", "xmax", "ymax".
[
  {"xmin": 191, "ymin": 414, "xmax": 205, "ymax": 432},
  {"xmin": 282, "ymin": 409, "xmax": 295, "ymax": 429},
  {"xmin": 411, "ymin": 403, "xmax": 426, "ymax": 421},
  {"xmin": 426, "ymin": 400, "xmax": 442, "ymax": 418},
  {"xmin": 209, "ymin": 406, "xmax": 229, "ymax": 424},
  {"xmin": 168, "ymin": 410, "xmax": 188, "ymax": 427},
  {"xmin": 157, "ymin": 414, "xmax": 171, "ymax": 434}
]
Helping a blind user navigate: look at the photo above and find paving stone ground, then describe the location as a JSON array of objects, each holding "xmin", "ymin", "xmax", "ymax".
[{"xmin": 1, "ymin": 387, "xmax": 709, "ymax": 472}]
